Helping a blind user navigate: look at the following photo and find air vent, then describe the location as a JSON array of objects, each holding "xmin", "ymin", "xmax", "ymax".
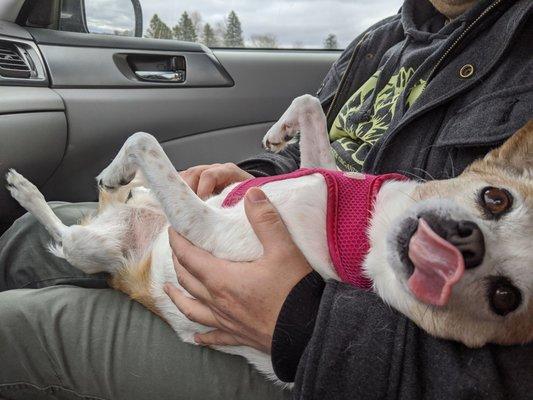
[
  {"xmin": 0, "ymin": 37, "xmax": 47, "ymax": 85},
  {"xmin": 0, "ymin": 42, "xmax": 32, "ymax": 79}
]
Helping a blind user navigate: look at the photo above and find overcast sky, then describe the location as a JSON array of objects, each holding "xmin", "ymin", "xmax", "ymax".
[{"xmin": 85, "ymin": 0, "xmax": 403, "ymax": 48}]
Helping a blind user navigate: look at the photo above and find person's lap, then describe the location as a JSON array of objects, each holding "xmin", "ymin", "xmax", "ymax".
[{"xmin": 0, "ymin": 203, "xmax": 290, "ymax": 400}]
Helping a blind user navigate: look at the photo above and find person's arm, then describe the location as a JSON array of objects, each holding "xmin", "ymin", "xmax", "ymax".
[{"xmin": 274, "ymin": 278, "xmax": 533, "ymax": 399}]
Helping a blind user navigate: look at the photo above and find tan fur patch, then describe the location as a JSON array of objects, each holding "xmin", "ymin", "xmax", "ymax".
[
  {"xmin": 108, "ymin": 255, "xmax": 161, "ymax": 317},
  {"xmin": 98, "ymin": 189, "xmax": 115, "ymax": 213},
  {"xmin": 79, "ymin": 213, "xmax": 94, "ymax": 226},
  {"xmin": 98, "ymin": 187, "xmax": 132, "ymax": 213},
  {"xmin": 468, "ymin": 120, "xmax": 533, "ymax": 178}
]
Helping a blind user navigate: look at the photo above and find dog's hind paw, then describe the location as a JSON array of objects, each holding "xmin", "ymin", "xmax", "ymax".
[
  {"xmin": 262, "ymin": 121, "xmax": 298, "ymax": 152},
  {"xmin": 6, "ymin": 169, "xmax": 44, "ymax": 208},
  {"xmin": 96, "ymin": 161, "xmax": 136, "ymax": 191}
]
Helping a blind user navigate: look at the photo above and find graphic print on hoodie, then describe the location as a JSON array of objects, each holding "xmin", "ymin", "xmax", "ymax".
[{"xmin": 329, "ymin": 2, "xmax": 469, "ymax": 171}]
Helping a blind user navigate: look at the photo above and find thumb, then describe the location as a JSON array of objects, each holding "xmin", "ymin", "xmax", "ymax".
[{"xmin": 244, "ymin": 187, "xmax": 292, "ymax": 255}]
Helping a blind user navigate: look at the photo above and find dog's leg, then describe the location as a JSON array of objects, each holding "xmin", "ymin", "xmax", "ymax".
[
  {"xmin": 6, "ymin": 169, "xmax": 66, "ymax": 242},
  {"xmin": 263, "ymin": 94, "xmax": 336, "ymax": 169},
  {"xmin": 97, "ymin": 133, "xmax": 255, "ymax": 259},
  {"xmin": 6, "ymin": 169, "xmax": 124, "ymax": 273}
]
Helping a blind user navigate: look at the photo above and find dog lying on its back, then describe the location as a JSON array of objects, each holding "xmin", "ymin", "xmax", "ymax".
[{"xmin": 6, "ymin": 95, "xmax": 533, "ymax": 383}]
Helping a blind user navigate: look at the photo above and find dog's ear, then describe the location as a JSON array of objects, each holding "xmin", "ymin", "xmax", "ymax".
[{"xmin": 474, "ymin": 120, "xmax": 533, "ymax": 178}]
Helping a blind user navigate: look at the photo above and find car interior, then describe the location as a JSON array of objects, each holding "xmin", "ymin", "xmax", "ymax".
[
  {"xmin": 0, "ymin": 0, "xmax": 405, "ymax": 236},
  {"xmin": 0, "ymin": 0, "xmax": 346, "ymax": 234}
]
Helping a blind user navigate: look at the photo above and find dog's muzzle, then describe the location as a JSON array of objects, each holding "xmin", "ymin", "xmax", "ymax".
[{"xmin": 400, "ymin": 212, "xmax": 485, "ymax": 306}]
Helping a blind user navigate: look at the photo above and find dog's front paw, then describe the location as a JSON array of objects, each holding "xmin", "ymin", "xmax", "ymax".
[{"xmin": 6, "ymin": 169, "xmax": 44, "ymax": 208}]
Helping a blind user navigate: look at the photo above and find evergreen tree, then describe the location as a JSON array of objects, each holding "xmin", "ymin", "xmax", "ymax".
[
  {"xmin": 202, "ymin": 23, "xmax": 219, "ymax": 47},
  {"xmin": 224, "ymin": 11, "xmax": 244, "ymax": 47},
  {"xmin": 190, "ymin": 11, "xmax": 203, "ymax": 38},
  {"xmin": 323, "ymin": 33, "xmax": 339, "ymax": 49},
  {"xmin": 173, "ymin": 12, "xmax": 198, "ymax": 42},
  {"xmin": 251, "ymin": 34, "xmax": 278, "ymax": 48},
  {"xmin": 145, "ymin": 14, "xmax": 172, "ymax": 39}
]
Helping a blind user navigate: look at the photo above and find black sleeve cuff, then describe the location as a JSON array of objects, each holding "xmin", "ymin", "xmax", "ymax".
[
  {"xmin": 271, "ymin": 271, "xmax": 325, "ymax": 382},
  {"xmin": 238, "ymin": 143, "xmax": 301, "ymax": 178}
]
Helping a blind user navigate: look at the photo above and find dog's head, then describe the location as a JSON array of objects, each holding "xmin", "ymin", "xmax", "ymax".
[{"xmin": 368, "ymin": 121, "xmax": 533, "ymax": 347}]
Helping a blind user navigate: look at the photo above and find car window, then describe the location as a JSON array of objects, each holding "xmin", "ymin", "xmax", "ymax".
[{"xmin": 64, "ymin": 0, "xmax": 403, "ymax": 49}]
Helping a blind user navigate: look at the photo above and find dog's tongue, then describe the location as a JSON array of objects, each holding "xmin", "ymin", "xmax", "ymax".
[{"xmin": 407, "ymin": 219, "xmax": 464, "ymax": 306}]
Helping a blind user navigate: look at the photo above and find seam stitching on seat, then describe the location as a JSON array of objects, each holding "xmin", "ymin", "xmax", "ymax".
[{"xmin": 0, "ymin": 381, "xmax": 109, "ymax": 400}]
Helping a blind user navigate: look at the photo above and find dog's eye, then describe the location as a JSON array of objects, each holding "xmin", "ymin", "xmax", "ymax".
[
  {"xmin": 488, "ymin": 278, "xmax": 522, "ymax": 316},
  {"xmin": 480, "ymin": 187, "xmax": 512, "ymax": 217}
]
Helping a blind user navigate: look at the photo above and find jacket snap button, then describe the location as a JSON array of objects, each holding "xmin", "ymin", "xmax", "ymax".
[{"xmin": 459, "ymin": 64, "xmax": 474, "ymax": 78}]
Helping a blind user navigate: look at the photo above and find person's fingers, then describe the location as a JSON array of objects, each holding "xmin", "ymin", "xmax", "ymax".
[
  {"xmin": 179, "ymin": 165, "xmax": 211, "ymax": 192},
  {"xmin": 168, "ymin": 228, "xmax": 226, "ymax": 284},
  {"xmin": 196, "ymin": 168, "xmax": 220, "ymax": 199},
  {"xmin": 243, "ymin": 187, "xmax": 293, "ymax": 256},
  {"xmin": 194, "ymin": 330, "xmax": 245, "ymax": 347},
  {"xmin": 172, "ymin": 253, "xmax": 212, "ymax": 302},
  {"xmin": 197, "ymin": 163, "xmax": 252, "ymax": 199},
  {"xmin": 163, "ymin": 283, "xmax": 222, "ymax": 328}
]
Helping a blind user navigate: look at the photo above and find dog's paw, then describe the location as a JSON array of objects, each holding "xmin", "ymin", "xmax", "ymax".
[
  {"xmin": 262, "ymin": 121, "xmax": 298, "ymax": 152},
  {"xmin": 97, "ymin": 132, "xmax": 159, "ymax": 190},
  {"xmin": 6, "ymin": 169, "xmax": 44, "ymax": 208},
  {"xmin": 97, "ymin": 166, "xmax": 135, "ymax": 191},
  {"xmin": 96, "ymin": 153, "xmax": 137, "ymax": 191}
]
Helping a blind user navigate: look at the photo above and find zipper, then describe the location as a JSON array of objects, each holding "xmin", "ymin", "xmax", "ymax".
[
  {"xmin": 369, "ymin": 0, "xmax": 505, "ymax": 173},
  {"xmin": 427, "ymin": 0, "xmax": 504, "ymax": 81},
  {"xmin": 325, "ymin": 32, "xmax": 369, "ymax": 127}
]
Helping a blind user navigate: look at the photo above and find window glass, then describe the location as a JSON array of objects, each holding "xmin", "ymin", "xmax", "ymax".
[{"xmin": 74, "ymin": 0, "xmax": 403, "ymax": 49}]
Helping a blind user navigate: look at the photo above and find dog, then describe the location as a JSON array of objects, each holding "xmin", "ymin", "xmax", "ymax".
[{"xmin": 6, "ymin": 95, "xmax": 533, "ymax": 383}]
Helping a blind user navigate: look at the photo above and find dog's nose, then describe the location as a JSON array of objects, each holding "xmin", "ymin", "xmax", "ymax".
[{"xmin": 418, "ymin": 213, "xmax": 485, "ymax": 269}]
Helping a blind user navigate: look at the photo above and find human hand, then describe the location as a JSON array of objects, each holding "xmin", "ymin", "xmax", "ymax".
[
  {"xmin": 164, "ymin": 187, "xmax": 312, "ymax": 353},
  {"xmin": 179, "ymin": 163, "xmax": 253, "ymax": 199}
]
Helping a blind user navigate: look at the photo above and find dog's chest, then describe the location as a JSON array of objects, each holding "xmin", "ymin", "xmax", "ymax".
[{"xmin": 220, "ymin": 168, "xmax": 408, "ymax": 288}]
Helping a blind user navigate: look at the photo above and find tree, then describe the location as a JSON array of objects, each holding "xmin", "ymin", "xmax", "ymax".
[
  {"xmin": 190, "ymin": 11, "xmax": 203, "ymax": 38},
  {"xmin": 173, "ymin": 12, "xmax": 198, "ymax": 42},
  {"xmin": 224, "ymin": 11, "xmax": 244, "ymax": 47},
  {"xmin": 323, "ymin": 33, "xmax": 339, "ymax": 49},
  {"xmin": 251, "ymin": 34, "xmax": 278, "ymax": 48},
  {"xmin": 145, "ymin": 14, "xmax": 172, "ymax": 39},
  {"xmin": 202, "ymin": 23, "xmax": 219, "ymax": 47}
]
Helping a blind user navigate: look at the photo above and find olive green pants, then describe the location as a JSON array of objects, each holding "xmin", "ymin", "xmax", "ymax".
[{"xmin": 0, "ymin": 203, "xmax": 291, "ymax": 400}]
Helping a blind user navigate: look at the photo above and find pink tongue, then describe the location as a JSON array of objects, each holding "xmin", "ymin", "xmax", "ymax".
[{"xmin": 407, "ymin": 218, "xmax": 464, "ymax": 306}]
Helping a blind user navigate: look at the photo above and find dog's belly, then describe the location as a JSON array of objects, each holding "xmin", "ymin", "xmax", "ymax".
[
  {"xmin": 146, "ymin": 229, "xmax": 277, "ymax": 380},
  {"xmin": 141, "ymin": 174, "xmax": 337, "ymax": 383}
]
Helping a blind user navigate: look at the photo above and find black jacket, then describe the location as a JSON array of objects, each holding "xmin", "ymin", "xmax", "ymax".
[
  {"xmin": 238, "ymin": 0, "xmax": 533, "ymax": 398},
  {"xmin": 240, "ymin": 0, "xmax": 532, "ymax": 181}
]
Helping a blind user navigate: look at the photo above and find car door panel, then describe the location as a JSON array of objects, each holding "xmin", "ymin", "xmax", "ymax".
[
  {"xmin": 40, "ymin": 47, "xmax": 336, "ymax": 201},
  {"xmin": 0, "ymin": 84, "xmax": 67, "ymax": 231},
  {"xmin": 0, "ymin": 20, "xmax": 339, "ymax": 232}
]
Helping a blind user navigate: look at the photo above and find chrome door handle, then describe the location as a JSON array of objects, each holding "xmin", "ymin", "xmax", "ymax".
[{"xmin": 134, "ymin": 70, "xmax": 185, "ymax": 82}]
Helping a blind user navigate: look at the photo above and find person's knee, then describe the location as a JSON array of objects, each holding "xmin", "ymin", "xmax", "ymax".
[{"xmin": 0, "ymin": 289, "xmax": 38, "ymax": 337}]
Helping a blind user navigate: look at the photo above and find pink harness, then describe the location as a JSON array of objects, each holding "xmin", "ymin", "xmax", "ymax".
[{"xmin": 222, "ymin": 168, "xmax": 408, "ymax": 289}]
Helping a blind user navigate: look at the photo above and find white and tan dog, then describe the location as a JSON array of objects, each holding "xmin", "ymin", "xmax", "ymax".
[{"xmin": 6, "ymin": 95, "xmax": 533, "ymax": 382}]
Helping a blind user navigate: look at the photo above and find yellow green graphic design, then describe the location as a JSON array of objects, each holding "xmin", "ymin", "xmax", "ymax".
[{"xmin": 329, "ymin": 67, "xmax": 426, "ymax": 171}]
